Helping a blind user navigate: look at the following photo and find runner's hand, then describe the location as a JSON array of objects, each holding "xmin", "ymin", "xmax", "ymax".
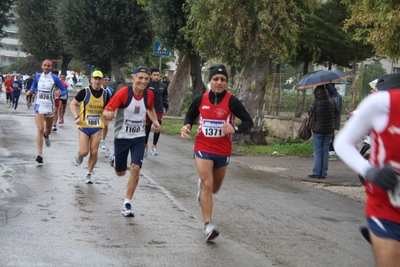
[
  {"xmin": 366, "ymin": 166, "xmax": 399, "ymax": 191},
  {"xmin": 181, "ymin": 124, "xmax": 191, "ymax": 138},
  {"xmin": 153, "ymin": 122, "xmax": 161, "ymax": 133}
]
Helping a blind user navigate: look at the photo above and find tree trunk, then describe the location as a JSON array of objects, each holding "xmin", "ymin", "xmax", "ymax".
[
  {"xmin": 60, "ymin": 54, "xmax": 73, "ymax": 76},
  {"xmin": 276, "ymin": 63, "xmax": 281, "ymax": 116},
  {"xmin": 166, "ymin": 52, "xmax": 191, "ymax": 116},
  {"xmin": 235, "ymin": 58, "xmax": 271, "ymax": 145},
  {"xmin": 189, "ymin": 50, "xmax": 206, "ymax": 98},
  {"xmin": 110, "ymin": 57, "xmax": 126, "ymax": 91},
  {"xmin": 295, "ymin": 61, "xmax": 309, "ymax": 118}
]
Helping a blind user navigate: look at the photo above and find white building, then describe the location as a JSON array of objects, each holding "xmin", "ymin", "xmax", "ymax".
[{"xmin": 0, "ymin": 9, "xmax": 27, "ymax": 70}]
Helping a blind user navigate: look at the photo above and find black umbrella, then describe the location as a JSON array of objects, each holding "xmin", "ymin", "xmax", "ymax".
[
  {"xmin": 298, "ymin": 70, "xmax": 350, "ymax": 89},
  {"xmin": 376, "ymin": 73, "xmax": 400, "ymax": 91}
]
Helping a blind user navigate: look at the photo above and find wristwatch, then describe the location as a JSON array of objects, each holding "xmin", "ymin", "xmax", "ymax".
[{"xmin": 75, "ymin": 115, "xmax": 79, "ymax": 120}]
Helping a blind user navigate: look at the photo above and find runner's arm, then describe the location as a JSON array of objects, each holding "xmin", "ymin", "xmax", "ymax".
[
  {"xmin": 183, "ymin": 95, "xmax": 202, "ymax": 129},
  {"xmin": 229, "ymin": 97, "xmax": 254, "ymax": 133}
]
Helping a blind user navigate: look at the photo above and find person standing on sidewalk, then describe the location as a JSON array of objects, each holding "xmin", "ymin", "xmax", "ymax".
[
  {"xmin": 103, "ymin": 66, "xmax": 160, "ymax": 217},
  {"xmin": 334, "ymin": 87, "xmax": 400, "ymax": 267},
  {"xmin": 69, "ymin": 70, "xmax": 110, "ymax": 184},
  {"xmin": 307, "ymin": 85, "xmax": 335, "ymax": 179},
  {"xmin": 26, "ymin": 59, "xmax": 67, "ymax": 165},
  {"xmin": 144, "ymin": 67, "xmax": 168, "ymax": 157},
  {"xmin": 181, "ymin": 64, "xmax": 253, "ymax": 242},
  {"xmin": 99, "ymin": 74, "xmax": 114, "ymax": 150}
]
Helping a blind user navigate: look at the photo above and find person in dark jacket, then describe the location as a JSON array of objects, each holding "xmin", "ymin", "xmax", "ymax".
[
  {"xmin": 308, "ymin": 85, "xmax": 335, "ymax": 178},
  {"xmin": 144, "ymin": 68, "xmax": 169, "ymax": 157},
  {"xmin": 326, "ymin": 83, "xmax": 342, "ymax": 156}
]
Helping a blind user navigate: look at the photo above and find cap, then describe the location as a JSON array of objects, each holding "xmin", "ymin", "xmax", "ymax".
[
  {"xmin": 103, "ymin": 75, "xmax": 110, "ymax": 79},
  {"xmin": 209, "ymin": 64, "xmax": 228, "ymax": 81},
  {"xmin": 133, "ymin": 66, "xmax": 150, "ymax": 75},
  {"xmin": 92, "ymin": 70, "xmax": 103, "ymax": 78}
]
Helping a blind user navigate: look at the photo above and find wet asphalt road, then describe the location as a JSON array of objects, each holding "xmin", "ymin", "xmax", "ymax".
[{"xmin": 0, "ymin": 92, "xmax": 375, "ymax": 266}]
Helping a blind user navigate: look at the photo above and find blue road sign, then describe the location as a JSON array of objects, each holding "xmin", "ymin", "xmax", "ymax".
[
  {"xmin": 87, "ymin": 65, "xmax": 95, "ymax": 70},
  {"xmin": 153, "ymin": 41, "xmax": 170, "ymax": 56}
]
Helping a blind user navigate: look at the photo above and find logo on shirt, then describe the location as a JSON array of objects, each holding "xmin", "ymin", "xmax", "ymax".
[
  {"xmin": 202, "ymin": 106, "xmax": 210, "ymax": 109},
  {"xmin": 388, "ymin": 125, "xmax": 400, "ymax": 135}
]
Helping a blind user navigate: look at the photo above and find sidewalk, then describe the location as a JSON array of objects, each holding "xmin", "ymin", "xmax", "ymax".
[{"xmin": 231, "ymin": 154, "xmax": 362, "ymax": 187}]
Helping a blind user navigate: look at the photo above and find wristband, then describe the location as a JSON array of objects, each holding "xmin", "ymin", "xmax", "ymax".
[{"xmin": 75, "ymin": 115, "xmax": 79, "ymax": 120}]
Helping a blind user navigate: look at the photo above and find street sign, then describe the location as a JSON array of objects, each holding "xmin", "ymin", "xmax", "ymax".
[
  {"xmin": 153, "ymin": 41, "xmax": 170, "ymax": 57},
  {"xmin": 87, "ymin": 65, "xmax": 95, "ymax": 70}
]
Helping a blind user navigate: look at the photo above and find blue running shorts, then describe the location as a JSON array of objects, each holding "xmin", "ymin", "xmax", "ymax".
[
  {"xmin": 79, "ymin": 128, "xmax": 102, "ymax": 136},
  {"xmin": 114, "ymin": 137, "xmax": 145, "ymax": 172},
  {"xmin": 194, "ymin": 151, "xmax": 230, "ymax": 168},
  {"xmin": 367, "ymin": 216, "xmax": 400, "ymax": 242}
]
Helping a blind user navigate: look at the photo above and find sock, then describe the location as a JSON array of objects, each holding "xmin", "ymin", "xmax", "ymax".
[{"xmin": 124, "ymin": 199, "xmax": 131, "ymax": 205}]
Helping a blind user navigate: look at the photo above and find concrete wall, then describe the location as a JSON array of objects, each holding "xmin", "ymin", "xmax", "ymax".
[{"xmin": 263, "ymin": 115, "xmax": 304, "ymax": 139}]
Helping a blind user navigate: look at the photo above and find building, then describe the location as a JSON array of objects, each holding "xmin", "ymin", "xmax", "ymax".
[{"xmin": 0, "ymin": 9, "xmax": 27, "ymax": 70}]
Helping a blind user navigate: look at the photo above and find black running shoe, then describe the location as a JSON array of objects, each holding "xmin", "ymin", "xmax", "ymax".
[{"xmin": 36, "ymin": 155, "xmax": 44, "ymax": 165}]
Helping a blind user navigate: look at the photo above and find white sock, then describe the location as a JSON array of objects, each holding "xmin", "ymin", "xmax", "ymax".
[{"xmin": 124, "ymin": 199, "xmax": 131, "ymax": 205}]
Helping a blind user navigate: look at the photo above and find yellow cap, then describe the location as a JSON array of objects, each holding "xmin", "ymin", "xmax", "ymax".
[{"xmin": 92, "ymin": 70, "xmax": 103, "ymax": 78}]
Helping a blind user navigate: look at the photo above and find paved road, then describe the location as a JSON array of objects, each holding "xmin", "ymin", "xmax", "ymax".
[{"xmin": 0, "ymin": 92, "xmax": 374, "ymax": 266}]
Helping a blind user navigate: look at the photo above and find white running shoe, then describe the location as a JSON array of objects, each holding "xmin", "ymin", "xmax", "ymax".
[
  {"xmin": 75, "ymin": 154, "xmax": 83, "ymax": 166},
  {"xmin": 52, "ymin": 125, "xmax": 57, "ymax": 132},
  {"xmin": 100, "ymin": 140, "xmax": 106, "ymax": 149},
  {"xmin": 196, "ymin": 179, "xmax": 202, "ymax": 206},
  {"xmin": 85, "ymin": 173, "xmax": 93, "ymax": 184},
  {"xmin": 121, "ymin": 203, "xmax": 134, "ymax": 217},
  {"xmin": 43, "ymin": 133, "xmax": 51, "ymax": 147},
  {"xmin": 151, "ymin": 147, "xmax": 158, "ymax": 156},
  {"xmin": 204, "ymin": 224, "xmax": 219, "ymax": 242}
]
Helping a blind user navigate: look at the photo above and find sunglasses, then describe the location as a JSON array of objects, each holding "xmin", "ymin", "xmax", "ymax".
[
  {"xmin": 104, "ymin": 79, "xmax": 110, "ymax": 81},
  {"xmin": 211, "ymin": 77, "xmax": 227, "ymax": 82}
]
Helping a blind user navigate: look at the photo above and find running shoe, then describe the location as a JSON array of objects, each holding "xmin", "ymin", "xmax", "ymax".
[
  {"xmin": 43, "ymin": 133, "xmax": 51, "ymax": 147},
  {"xmin": 109, "ymin": 153, "xmax": 115, "ymax": 168},
  {"xmin": 75, "ymin": 154, "xmax": 83, "ymax": 166},
  {"xmin": 151, "ymin": 147, "xmax": 158, "ymax": 156},
  {"xmin": 36, "ymin": 155, "xmax": 44, "ymax": 165},
  {"xmin": 144, "ymin": 147, "xmax": 148, "ymax": 158},
  {"xmin": 196, "ymin": 179, "xmax": 202, "ymax": 206},
  {"xmin": 52, "ymin": 125, "xmax": 57, "ymax": 132},
  {"xmin": 121, "ymin": 203, "xmax": 134, "ymax": 217},
  {"xmin": 100, "ymin": 140, "xmax": 106, "ymax": 150},
  {"xmin": 85, "ymin": 173, "xmax": 93, "ymax": 184},
  {"xmin": 204, "ymin": 224, "xmax": 219, "ymax": 242}
]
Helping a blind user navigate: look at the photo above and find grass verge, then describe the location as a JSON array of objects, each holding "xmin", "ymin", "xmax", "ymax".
[{"xmin": 161, "ymin": 118, "xmax": 314, "ymax": 157}]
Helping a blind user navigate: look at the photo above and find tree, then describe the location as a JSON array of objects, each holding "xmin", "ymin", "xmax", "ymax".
[
  {"xmin": 360, "ymin": 61, "xmax": 387, "ymax": 97},
  {"xmin": 343, "ymin": 0, "xmax": 400, "ymax": 60},
  {"xmin": 58, "ymin": 0, "xmax": 153, "ymax": 89},
  {"xmin": 186, "ymin": 0, "xmax": 315, "ymax": 144},
  {"xmin": 145, "ymin": 0, "xmax": 206, "ymax": 116},
  {"xmin": 16, "ymin": 0, "xmax": 72, "ymax": 74},
  {"xmin": 0, "ymin": 0, "xmax": 14, "ymax": 39}
]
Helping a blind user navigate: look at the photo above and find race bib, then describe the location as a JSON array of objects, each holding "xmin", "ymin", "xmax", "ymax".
[
  {"xmin": 124, "ymin": 119, "xmax": 143, "ymax": 134},
  {"xmin": 202, "ymin": 119, "xmax": 225, "ymax": 137},
  {"xmin": 85, "ymin": 115, "xmax": 101, "ymax": 127},
  {"xmin": 38, "ymin": 92, "xmax": 51, "ymax": 100}
]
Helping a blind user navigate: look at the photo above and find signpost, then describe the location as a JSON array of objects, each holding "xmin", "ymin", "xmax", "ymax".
[{"xmin": 153, "ymin": 40, "xmax": 170, "ymax": 72}]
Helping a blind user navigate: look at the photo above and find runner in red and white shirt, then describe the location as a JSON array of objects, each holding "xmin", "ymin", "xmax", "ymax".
[
  {"xmin": 335, "ymin": 89, "xmax": 400, "ymax": 266},
  {"xmin": 181, "ymin": 64, "xmax": 253, "ymax": 242}
]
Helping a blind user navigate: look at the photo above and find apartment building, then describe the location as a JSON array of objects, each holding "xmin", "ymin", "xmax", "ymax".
[{"xmin": 0, "ymin": 9, "xmax": 27, "ymax": 70}]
